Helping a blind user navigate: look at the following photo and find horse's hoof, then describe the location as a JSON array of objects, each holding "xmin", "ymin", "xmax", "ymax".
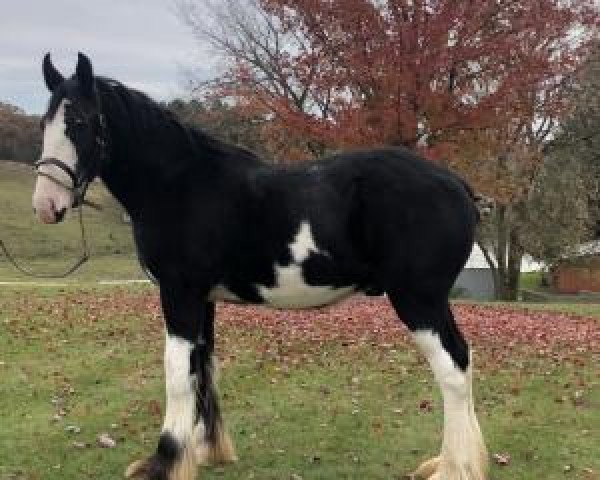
[
  {"xmin": 196, "ymin": 430, "xmax": 238, "ymax": 466},
  {"xmin": 125, "ymin": 459, "xmax": 150, "ymax": 478},
  {"xmin": 411, "ymin": 455, "xmax": 440, "ymax": 479},
  {"xmin": 412, "ymin": 454, "xmax": 488, "ymax": 480}
]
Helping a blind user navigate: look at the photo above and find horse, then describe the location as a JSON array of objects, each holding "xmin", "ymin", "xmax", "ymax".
[{"xmin": 32, "ymin": 53, "xmax": 488, "ymax": 480}]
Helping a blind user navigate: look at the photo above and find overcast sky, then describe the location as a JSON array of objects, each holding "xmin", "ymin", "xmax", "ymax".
[{"xmin": 1, "ymin": 0, "xmax": 211, "ymax": 114}]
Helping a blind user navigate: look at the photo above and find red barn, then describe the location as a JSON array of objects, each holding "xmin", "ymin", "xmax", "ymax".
[{"xmin": 552, "ymin": 242, "xmax": 600, "ymax": 294}]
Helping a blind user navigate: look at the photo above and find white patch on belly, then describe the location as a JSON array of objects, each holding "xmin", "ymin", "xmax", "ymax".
[
  {"xmin": 257, "ymin": 221, "xmax": 355, "ymax": 308},
  {"xmin": 261, "ymin": 264, "xmax": 355, "ymax": 308}
]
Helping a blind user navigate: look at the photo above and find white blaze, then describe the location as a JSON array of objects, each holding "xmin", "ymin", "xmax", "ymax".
[
  {"xmin": 40, "ymin": 99, "xmax": 77, "ymax": 174},
  {"xmin": 32, "ymin": 99, "xmax": 76, "ymax": 223}
]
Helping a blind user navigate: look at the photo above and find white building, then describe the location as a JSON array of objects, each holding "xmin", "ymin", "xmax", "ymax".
[{"xmin": 454, "ymin": 244, "xmax": 544, "ymax": 299}]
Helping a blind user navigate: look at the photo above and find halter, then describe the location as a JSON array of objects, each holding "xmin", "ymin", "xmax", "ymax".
[{"xmin": 34, "ymin": 111, "xmax": 109, "ymax": 210}]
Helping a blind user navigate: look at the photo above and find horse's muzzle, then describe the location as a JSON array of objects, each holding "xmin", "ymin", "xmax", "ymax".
[{"xmin": 33, "ymin": 201, "xmax": 67, "ymax": 224}]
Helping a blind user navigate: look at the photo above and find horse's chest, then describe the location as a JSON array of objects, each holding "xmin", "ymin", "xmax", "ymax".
[{"xmin": 209, "ymin": 221, "xmax": 356, "ymax": 308}]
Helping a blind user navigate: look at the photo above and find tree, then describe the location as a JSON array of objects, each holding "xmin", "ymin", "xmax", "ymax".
[
  {"xmin": 178, "ymin": 0, "xmax": 333, "ymax": 159},
  {"xmin": 549, "ymin": 43, "xmax": 600, "ymax": 234},
  {"xmin": 166, "ymin": 98, "xmax": 270, "ymax": 158},
  {"xmin": 181, "ymin": 0, "xmax": 596, "ymax": 150},
  {"xmin": 518, "ymin": 45, "xmax": 600, "ymax": 264},
  {"xmin": 461, "ymin": 45, "xmax": 600, "ymax": 298},
  {"xmin": 180, "ymin": 0, "xmax": 598, "ymax": 298},
  {"xmin": 520, "ymin": 152, "xmax": 595, "ymax": 263},
  {"xmin": 0, "ymin": 102, "xmax": 42, "ymax": 164}
]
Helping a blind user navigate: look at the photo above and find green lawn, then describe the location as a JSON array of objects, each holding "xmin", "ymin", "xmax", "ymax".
[
  {"xmin": 519, "ymin": 271, "xmax": 543, "ymax": 290},
  {"xmin": 0, "ymin": 287, "xmax": 598, "ymax": 480}
]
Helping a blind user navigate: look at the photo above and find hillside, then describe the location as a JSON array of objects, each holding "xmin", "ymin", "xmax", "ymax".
[{"xmin": 0, "ymin": 161, "xmax": 141, "ymax": 280}]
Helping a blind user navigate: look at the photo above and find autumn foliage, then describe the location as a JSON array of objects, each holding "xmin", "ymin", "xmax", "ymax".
[{"xmin": 196, "ymin": 0, "xmax": 598, "ymax": 169}]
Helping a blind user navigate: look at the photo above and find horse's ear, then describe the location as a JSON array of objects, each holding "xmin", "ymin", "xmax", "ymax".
[
  {"xmin": 43, "ymin": 53, "xmax": 64, "ymax": 92},
  {"xmin": 75, "ymin": 52, "xmax": 95, "ymax": 97}
]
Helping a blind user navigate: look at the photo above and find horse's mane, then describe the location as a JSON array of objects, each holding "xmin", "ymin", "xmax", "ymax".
[{"xmin": 95, "ymin": 77, "xmax": 261, "ymax": 167}]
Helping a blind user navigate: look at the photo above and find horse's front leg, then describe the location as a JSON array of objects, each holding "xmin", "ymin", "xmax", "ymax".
[
  {"xmin": 126, "ymin": 285, "xmax": 233, "ymax": 480},
  {"xmin": 193, "ymin": 303, "xmax": 237, "ymax": 466}
]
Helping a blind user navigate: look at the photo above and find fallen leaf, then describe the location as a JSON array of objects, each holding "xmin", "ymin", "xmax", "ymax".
[
  {"xmin": 97, "ymin": 433, "xmax": 116, "ymax": 448},
  {"xmin": 493, "ymin": 453, "xmax": 511, "ymax": 466}
]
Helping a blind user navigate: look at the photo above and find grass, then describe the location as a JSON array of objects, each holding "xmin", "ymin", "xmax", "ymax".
[
  {"xmin": 520, "ymin": 271, "xmax": 543, "ymax": 290},
  {"xmin": 0, "ymin": 286, "xmax": 598, "ymax": 480}
]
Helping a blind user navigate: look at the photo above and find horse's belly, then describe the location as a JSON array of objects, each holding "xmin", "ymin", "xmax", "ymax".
[
  {"xmin": 210, "ymin": 222, "xmax": 358, "ymax": 308},
  {"xmin": 209, "ymin": 264, "xmax": 356, "ymax": 308},
  {"xmin": 258, "ymin": 264, "xmax": 356, "ymax": 308}
]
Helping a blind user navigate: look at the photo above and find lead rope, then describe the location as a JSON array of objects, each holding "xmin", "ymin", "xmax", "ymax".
[{"xmin": 0, "ymin": 203, "xmax": 90, "ymax": 278}]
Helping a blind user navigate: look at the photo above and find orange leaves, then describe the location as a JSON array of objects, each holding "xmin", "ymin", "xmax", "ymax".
[
  {"xmin": 199, "ymin": 0, "xmax": 597, "ymax": 171},
  {"xmin": 6, "ymin": 290, "xmax": 599, "ymax": 364},
  {"xmin": 444, "ymin": 127, "xmax": 543, "ymax": 203}
]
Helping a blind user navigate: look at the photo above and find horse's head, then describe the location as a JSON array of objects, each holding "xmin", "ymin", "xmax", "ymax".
[{"xmin": 33, "ymin": 53, "xmax": 107, "ymax": 224}]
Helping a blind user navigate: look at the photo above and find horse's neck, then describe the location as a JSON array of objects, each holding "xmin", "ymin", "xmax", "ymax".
[
  {"xmin": 96, "ymin": 85, "xmax": 260, "ymax": 220},
  {"xmin": 99, "ymin": 120, "xmax": 189, "ymax": 219},
  {"xmin": 99, "ymin": 123, "xmax": 241, "ymax": 223}
]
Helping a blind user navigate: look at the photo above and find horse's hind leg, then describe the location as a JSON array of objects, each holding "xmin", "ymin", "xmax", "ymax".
[{"xmin": 389, "ymin": 293, "xmax": 488, "ymax": 480}]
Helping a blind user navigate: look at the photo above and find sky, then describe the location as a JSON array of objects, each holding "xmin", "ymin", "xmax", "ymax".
[{"xmin": 0, "ymin": 0, "xmax": 212, "ymax": 114}]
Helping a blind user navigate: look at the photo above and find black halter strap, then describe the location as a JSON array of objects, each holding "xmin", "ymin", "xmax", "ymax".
[
  {"xmin": 34, "ymin": 158, "xmax": 103, "ymax": 210},
  {"xmin": 34, "ymin": 157, "xmax": 77, "ymax": 189}
]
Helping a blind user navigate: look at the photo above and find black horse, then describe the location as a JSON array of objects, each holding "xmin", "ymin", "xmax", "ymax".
[{"xmin": 33, "ymin": 53, "xmax": 488, "ymax": 480}]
